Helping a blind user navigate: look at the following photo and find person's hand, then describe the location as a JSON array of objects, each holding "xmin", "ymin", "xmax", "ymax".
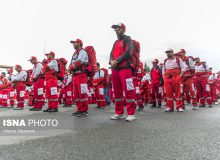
[{"xmin": 110, "ymin": 60, "xmax": 117, "ymax": 67}]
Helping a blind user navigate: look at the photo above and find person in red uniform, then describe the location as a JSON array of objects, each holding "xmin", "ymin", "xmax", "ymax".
[
  {"xmin": 43, "ymin": 51, "xmax": 59, "ymax": 112},
  {"xmin": 28, "ymin": 56, "xmax": 45, "ymax": 111},
  {"xmin": 194, "ymin": 57, "xmax": 212, "ymax": 107},
  {"xmin": 178, "ymin": 49, "xmax": 197, "ymax": 110},
  {"xmin": 163, "ymin": 49, "xmax": 186, "ymax": 112},
  {"xmin": 150, "ymin": 59, "xmax": 163, "ymax": 108},
  {"xmin": 141, "ymin": 72, "xmax": 151, "ymax": 106},
  {"xmin": 0, "ymin": 72, "xmax": 9, "ymax": 107},
  {"xmin": 93, "ymin": 63, "xmax": 107, "ymax": 109},
  {"xmin": 63, "ymin": 71, "xmax": 73, "ymax": 107},
  {"xmin": 11, "ymin": 65, "xmax": 27, "ymax": 110},
  {"xmin": 69, "ymin": 38, "xmax": 89, "ymax": 117},
  {"xmin": 109, "ymin": 22, "xmax": 136, "ymax": 122},
  {"xmin": 207, "ymin": 68, "xmax": 218, "ymax": 105}
]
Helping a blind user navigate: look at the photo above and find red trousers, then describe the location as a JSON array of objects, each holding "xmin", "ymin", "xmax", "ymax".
[
  {"xmin": 209, "ymin": 83, "xmax": 217, "ymax": 103},
  {"xmin": 182, "ymin": 78, "xmax": 197, "ymax": 107},
  {"xmin": 111, "ymin": 69, "xmax": 136, "ymax": 115},
  {"xmin": 72, "ymin": 73, "xmax": 88, "ymax": 112},
  {"xmin": 46, "ymin": 78, "xmax": 58, "ymax": 109},
  {"xmin": 194, "ymin": 77, "xmax": 212, "ymax": 106},
  {"xmin": 94, "ymin": 84, "xmax": 106, "ymax": 107},
  {"xmin": 1, "ymin": 89, "xmax": 9, "ymax": 107},
  {"xmin": 15, "ymin": 82, "xmax": 26, "ymax": 108},
  {"xmin": 65, "ymin": 85, "xmax": 73, "ymax": 105},
  {"xmin": 164, "ymin": 70, "xmax": 183, "ymax": 109},
  {"xmin": 33, "ymin": 78, "xmax": 45, "ymax": 109},
  {"xmin": 134, "ymin": 78, "xmax": 144, "ymax": 108},
  {"xmin": 151, "ymin": 83, "xmax": 162, "ymax": 106}
]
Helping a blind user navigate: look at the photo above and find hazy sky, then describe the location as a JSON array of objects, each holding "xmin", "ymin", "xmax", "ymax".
[{"xmin": 0, "ymin": 0, "xmax": 220, "ymax": 72}]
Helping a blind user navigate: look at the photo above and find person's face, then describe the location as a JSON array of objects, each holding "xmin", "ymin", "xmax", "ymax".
[
  {"xmin": 30, "ymin": 59, "xmax": 37, "ymax": 64},
  {"xmin": 166, "ymin": 52, "xmax": 174, "ymax": 58},
  {"xmin": 73, "ymin": 42, "xmax": 79, "ymax": 50},
  {"xmin": 114, "ymin": 27, "xmax": 125, "ymax": 37},
  {"xmin": 195, "ymin": 58, "xmax": 200, "ymax": 63}
]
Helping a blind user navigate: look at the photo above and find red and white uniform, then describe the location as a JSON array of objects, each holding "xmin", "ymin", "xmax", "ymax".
[
  {"xmin": 64, "ymin": 74, "xmax": 73, "ymax": 106},
  {"xmin": 181, "ymin": 56, "xmax": 197, "ymax": 107},
  {"xmin": 194, "ymin": 62, "xmax": 212, "ymax": 106},
  {"xmin": 150, "ymin": 66, "xmax": 163, "ymax": 106},
  {"xmin": 141, "ymin": 73, "xmax": 151, "ymax": 105},
  {"xmin": 31, "ymin": 62, "xmax": 45, "ymax": 109},
  {"xmin": 93, "ymin": 69, "xmax": 106, "ymax": 108},
  {"xmin": 44, "ymin": 59, "xmax": 59, "ymax": 109},
  {"xmin": 0, "ymin": 77, "xmax": 9, "ymax": 107},
  {"xmin": 69, "ymin": 48, "xmax": 89, "ymax": 113},
  {"xmin": 109, "ymin": 35, "xmax": 136, "ymax": 116},
  {"xmin": 11, "ymin": 70, "xmax": 27, "ymax": 108},
  {"xmin": 163, "ymin": 57, "xmax": 186, "ymax": 110},
  {"xmin": 208, "ymin": 73, "xmax": 217, "ymax": 103}
]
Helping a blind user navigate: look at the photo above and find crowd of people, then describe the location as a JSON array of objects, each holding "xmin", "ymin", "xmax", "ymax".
[{"xmin": 0, "ymin": 22, "xmax": 219, "ymax": 122}]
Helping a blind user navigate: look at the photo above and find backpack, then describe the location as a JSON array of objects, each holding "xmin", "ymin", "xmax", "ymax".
[
  {"xmin": 121, "ymin": 38, "xmax": 140, "ymax": 73},
  {"xmin": 100, "ymin": 68, "xmax": 109, "ymax": 87},
  {"xmin": 130, "ymin": 40, "xmax": 140, "ymax": 72},
  {"xmin": 164, "ymin": 57, "xmax": 181, "ymax": 71},
  {"xmin": 25, "ymin": 69, "xmax": 33, "ymax": 86},
  {"xmin": 85, "ymin": 46, "xmax": 98, "ymax": 78},
  {"xmin": 56, "ymin": 58, "xmax": 68, "ymax": 81}
]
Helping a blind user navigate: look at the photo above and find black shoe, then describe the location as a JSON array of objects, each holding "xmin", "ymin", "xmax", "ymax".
[
  {"xmin": 63, "ymin": 104, "xmax": 72, "ymax": 107},
  {"xmin": 43, "ymin": 109, "xmax": 51, "ymax": 112},
  {"xmin": 49, "ymin": 108, "xmax": 58, "ymax": 112},
  {"xmin": 77, "ymin": 111, "xmax": 88, "ymax": 117},
  {"xmin": 208, "ymin": 105, "xmax": 213, "ymax": 108},
  {"xmin": 72, "ymin": 111, "xmax": 80, "ymax": 116},
  {"xmin": 29, "ymin": 108, "xmax": 35, "ymax": 111},
  {"xmin": 137, "ymin": 107, "xmax": 144, "ymax": 111},
  {"xmin": 150, "ymin": 105, "xmax": 156, "ymax": 108},
  {"xmin": 32, "ymin": 108, "xmax": 42, "ymax": 111},
  {"xmin": 157, "ymin": 104, "xmax": 162, "ymax": 108},
  {"xmin": 199, "ymin": 105, "xmax": 206, "ymax": 107}
]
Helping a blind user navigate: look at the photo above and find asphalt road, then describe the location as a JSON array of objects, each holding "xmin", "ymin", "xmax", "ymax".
[{"xmin": 0, "ymin": 103, "xmax": 220, "ymax": 160}]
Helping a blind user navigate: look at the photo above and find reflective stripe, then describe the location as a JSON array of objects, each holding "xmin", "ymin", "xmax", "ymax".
[
  {"xmin": 206, "ymin": 97, "xmax": 212, "ymax": 100},
  {"xmin": 115, "ymin": 98, "xmax": 124, "ymax": 102},
  {"xmin": 126, "ymin": 99, "xmax": 135, "ymax": 103},
  {"xmin": 175, "ymin": 98, "xmax": 183, "ymax": 101},
  {"xmin": 48, "ymin": 99, "xmax": 58, "ymax": 102},
  {"xmin": 17, "ymin": 101, "xmax": 24, "ymax": 103},
  {"xmin": 80, "ymin": 98, "xmax": 88, "ymax": 102},
  {"xmin": 166, "ymin": 98, "xmax": 173, "ymax": 100},
  {"xmin": 96, "ymin": 99, "xmax": 106, "ymax": 102},
  {"xmin": 37, "ymin": 100, "xmax": 45, "ymax": 102}
]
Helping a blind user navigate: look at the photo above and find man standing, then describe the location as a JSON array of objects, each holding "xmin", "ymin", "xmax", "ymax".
[
  {"xmin": 43, "ymin": 51, "xmax": 59, "ymax": 112},
  {"xmin": 0, "ymin": 72, "xmax": 9, "ymax": 107},
  {"xmin": 69, "ymin": 38, "xmax": 89, "ymax": 117},
  {"xmin": 93, "ymin": 63, "xmax": 106, "ymax": 109},
  {"xmin": 28, "ymin": 56, "xmax": 45, "ymax": 111},
  {"xmin": 109, "ymin": 22, "xmax": 136, "ymax": 121},
  {"xmin": 194, "ymin": 57, "xmax": 212, "ymax": 107},
  {"xmin": 163, "ymin": 49, "xmax": 186, "ymax": 112},
  {"xmin": 150, "ymin": 59, "xmax": 163, "ymax": 108},
  {"xmin": 11, "ymin": 65, "xmax": 27, "ymax": 110},
  {"xmin": 178, "ymin": 49, "xmax": 197, "ymax": 110}
]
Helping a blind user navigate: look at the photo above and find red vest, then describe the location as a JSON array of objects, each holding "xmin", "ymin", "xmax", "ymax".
[{"xmin": 112, "ymin": 40, "xmax": 127, "ymax": 67}]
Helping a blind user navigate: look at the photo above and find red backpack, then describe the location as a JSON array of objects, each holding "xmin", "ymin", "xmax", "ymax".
[
  {"xmin": 56, "ymin": 58, "xmax": 68, "ymax": 81},
  {"xmin": 24, "ymin": 69, "xmax": 33, "ymax": 87},
  {"xmin": 85, "ymin": 46, "xmax": 98, "ymax": 77},
  {"xmin": 130, "ymin": 40, "xmax": 141, "ymax": 72},
  {"xmin": 100, "ymin": 68, "xmax": 109, "ymax": 87}
]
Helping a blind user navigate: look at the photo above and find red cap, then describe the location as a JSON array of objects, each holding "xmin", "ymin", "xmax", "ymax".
[
  {"xmin": 70, "ymin": 39, "xmax": 83, "ymax": 46},
  {"xmin": 111, "ymin": 22, "xmax": 126, "ymax": 30},
  {"xmin": 165, "ymin": 48, "xmax": 174, "ymax": 53},
  {"xmin": 15, "ymin": 65, "xmax": 21, "ymax": 69},
  {"xmin": 28, "ymin": 56, "xmax": 37, "ymax": 61},
  {"xmin": 45, "ymin": 51, "xmax": 55, "ymax": 57},
  {"xmin": 179, "ymin": 49, "xmax": 186, "ymax": 53}
]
